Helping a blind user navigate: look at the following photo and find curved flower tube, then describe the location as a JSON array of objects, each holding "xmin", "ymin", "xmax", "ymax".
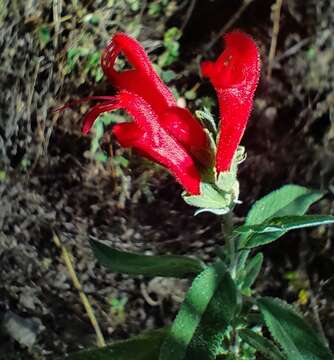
[
  {"xmin": 101, "ymin": 32, "xmax": 175, "ymax": 114},
  {"xmin": 101, "ymin": 32, "xmax": 210, "ymax": 166},
  {"xmin": 201, "ymin": 31, "xmax": 260, "ymax": 173},
  {"xmin": 82, "ymin": 91, "xmax": 201, "ymax": 195}
]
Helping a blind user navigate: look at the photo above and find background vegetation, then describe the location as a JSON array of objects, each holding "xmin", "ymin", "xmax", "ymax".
[{"xmin": 0, "ymin": 0, "xmax": 333, "ymax": 358}]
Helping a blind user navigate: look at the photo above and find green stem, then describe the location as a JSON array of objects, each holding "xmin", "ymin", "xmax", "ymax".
[{"xmin": 222, "ymin": 212, "xmax": 237, "ymax": 277}]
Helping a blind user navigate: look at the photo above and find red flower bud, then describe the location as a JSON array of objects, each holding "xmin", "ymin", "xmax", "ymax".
[{"xmin": 201, "ymin": 31, "xmax": 260, "ymax": 173}]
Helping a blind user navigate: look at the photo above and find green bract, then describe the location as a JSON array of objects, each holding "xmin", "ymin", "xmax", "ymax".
[{"xmin": 183, "ymin": 147, "xmax": 245, "ymax": 215}]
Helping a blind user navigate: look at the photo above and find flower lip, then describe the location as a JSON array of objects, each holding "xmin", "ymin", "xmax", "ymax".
[
  {"xmin": 77, "ymin": 90, "xmax": 202, "ymax": 195},
  {"xmin": 201, "ymin": 30, "xmax": 259, "ymax": 90},
  {"xmin": 99, "ymin": 32, "xmax": 211, "ymax": 169},
  {"xmin": 101, "ymin": 32, "xmax": 176, "ymax": 114}
]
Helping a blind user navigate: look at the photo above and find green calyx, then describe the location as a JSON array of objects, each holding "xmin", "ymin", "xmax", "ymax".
[{"xmin": 183, "ymin": 147, "xmax": 245, "ymax": 215}]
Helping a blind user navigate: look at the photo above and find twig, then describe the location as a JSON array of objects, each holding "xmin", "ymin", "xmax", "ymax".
[
  {"xmin": 52, "ymin": 0, "xmax": 62, "ymax": 49},
  {"xmin": 181, "ymin": 0, "xmax": 197, "ymax": 32},
  {"xmin": 267, "ymin": 0, "xmax": 284, "ymax": 80},
  {"xmin": 27, "ymin": 58, "xmax": 42, "ymax": 134},
  {"xmin": 138, "ymin": 0, "xmax": 147, "ymax": 23},
  {"xmin": 205, "ymin": 0, "xmax": 254, "ymax": 51},
  {"xmin": 274, "ymin": 37, "xmax": 310, "ymax": 63},
  {"xmin": 308, "ymin": 284, "xmax": 328, "ymax": 345},
  {"xmin": 52, "ymin": 232, "xmax": 106, "ymax": 348}
]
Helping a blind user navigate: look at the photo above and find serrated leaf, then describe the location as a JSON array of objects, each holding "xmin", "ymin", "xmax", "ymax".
[
  {"xmin": 159, "ymin": 261, "xmax": 238, "ymax": 360},
  {"xmin": 241, "ymin": 253, "xmax": 263, "ymax": 291},
  {"xmin": 239, "ymin": 329, "xmax": 286, "ymax": 360},
  {"xmin": 90, "ymin": 239, "xmax": 204, "ymax": 278},
  {"xmin": 240, "ymin": 185, "xmax": 324, "ymax": 248},
  {"xmin": 258, "ymin": 297, "xmax": 334, "ymax": 360},
  {"xmin": 238, "ymin": 215, "xmax": 334, "ymax": 248},
  {"xmin": 65, "ymin": 327, "xmax": 167, "ymax": 360}
]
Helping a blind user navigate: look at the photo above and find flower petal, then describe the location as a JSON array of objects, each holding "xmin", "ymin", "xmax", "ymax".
[
  {"xmin": 101, "ymin": 33, "xmax": 175, "ymax": 114},
  {"xmin": 201, "ymin": 31, "xmax": 260, "ymax": 173},
  {"xmin": 82, "ymin": 100, "xmax": 117, "ymax": 134},
  {"xmin": 112, "ymin": 91, "xmax": 201, "ymax": 195},
  {"xmin": 159, "ymin": 107, "xmax": 211, "ymax": 166}
]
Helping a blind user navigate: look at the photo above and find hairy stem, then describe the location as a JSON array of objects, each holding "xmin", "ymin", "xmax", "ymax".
[{"xmin": 222, "ymin": 212, "xmax": 238, "ymax": 277}]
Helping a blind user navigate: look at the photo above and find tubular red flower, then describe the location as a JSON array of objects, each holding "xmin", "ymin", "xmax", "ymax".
[
  {"xmin": 101, "ymin": 32, "xmax": 209, "ymax": 165},
  {"xmin": 79, "ymin": 32, "xmax": 214, "ymax": 195},
  {"xmin": 201, "ymin": 31, "xmax": 260, "ymax": 173},
  {"xmin": 83, "ymin": 91, "xmax": 201, "ymax": 195}
]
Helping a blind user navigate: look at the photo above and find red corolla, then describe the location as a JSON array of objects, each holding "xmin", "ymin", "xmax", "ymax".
[
  {"xmin": 72, "ymin": 31, "xmax": 259, "ymax": 196},
  {"xmin": 201, "ymin": 31, "xmax": 260, "ymax": 173}
]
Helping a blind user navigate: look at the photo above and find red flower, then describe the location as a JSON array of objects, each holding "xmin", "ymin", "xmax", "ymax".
[
  {"xmin": 100, "ymin": 33, "xmax": 210, "ymax": 166},
  {"xmin": 72, "ymin": 31, "xmax": 259, "ymax": 199},
  {"xmin": 82, "ymin": 33, "xmax": 210, "ymax": 195},
  {"xmin": 83, "ymin": 90, "xmax": 202, "ymax": 195},
  {"xmin": 201, "ymin": 31, "xmax": 260, "ymax": 173}
]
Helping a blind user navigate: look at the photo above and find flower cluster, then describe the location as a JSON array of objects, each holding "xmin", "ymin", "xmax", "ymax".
[{"xmin": 79, "ymin": 31, "xmax": 260, "ymax": 208}]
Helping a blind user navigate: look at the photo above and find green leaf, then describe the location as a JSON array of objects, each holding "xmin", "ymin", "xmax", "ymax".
[
  {"xmin": 239, "ymin": 329, "xmax": 286, "ymax": 360},
  {"xmin": 0, "ymin": 170, "xmax": 6, "ymax": 182},
  {"xmin": 113, "ymin": 155, "xmax": 129, "ymax": 168},
  {"xmin": 240, "ymin": 185, "xmax": 324, "ymax": 248},
  {"xmin": 245, "ymin": 185, "xmax": 324, "ymax": 224},
  {"xmin": 37, "ymin": 25, "xmax": 51, "ymax": 48},
  {"xmin": 65, "ymin": 327, "xmax": 167, "ymax": 360},
  {"xmin": 161, "ymin": 70, "xmax": 177, "ymax": 83},
  {"xmin": 195, "ymin": 108, "xmax": 217, "ymax": 135},
  {"xmin": 237, "ymin": 214, "xmax": 334, "ymax": 234},
  {"xmin": 258, "ymin": 297, "xmax": 334, "ymax": 360},
  {"xmin": 159, "ymin": 261, "xmax": 238, "ymax": 360},
  {"xmin": 183, "ymin": 183, "xmax": 232, "ymax": 210},
  {"xmin": 158, "ymin": 27, "xmax": 182, "ymax": 67},
  {"xmin": 94, "ymin": 152, "xmax": 108, "ymax": 163},
  {"xmin": 164, "ymin": 27, "xmax": 182, "ymax": 45},
  {"xmin": 240, "ymin": 253, "xmax": 263, "ymax": 291},
  {"xmin": 90, "ymin": 239, "xmax": 204, "ymax": 278},
  {"xmin": 238, "ymin": 215, "xmax": 334, "ymax": 248}
]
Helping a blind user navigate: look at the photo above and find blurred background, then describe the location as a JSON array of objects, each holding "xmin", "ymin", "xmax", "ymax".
[{"xmin": 0, "ymin": 0, "xmax": 333, "ymax": 358}]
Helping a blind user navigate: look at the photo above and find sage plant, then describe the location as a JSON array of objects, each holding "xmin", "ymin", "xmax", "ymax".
[{"xmin": 65, "ymin": 32, "xmax": 334, "ymax": 360}]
